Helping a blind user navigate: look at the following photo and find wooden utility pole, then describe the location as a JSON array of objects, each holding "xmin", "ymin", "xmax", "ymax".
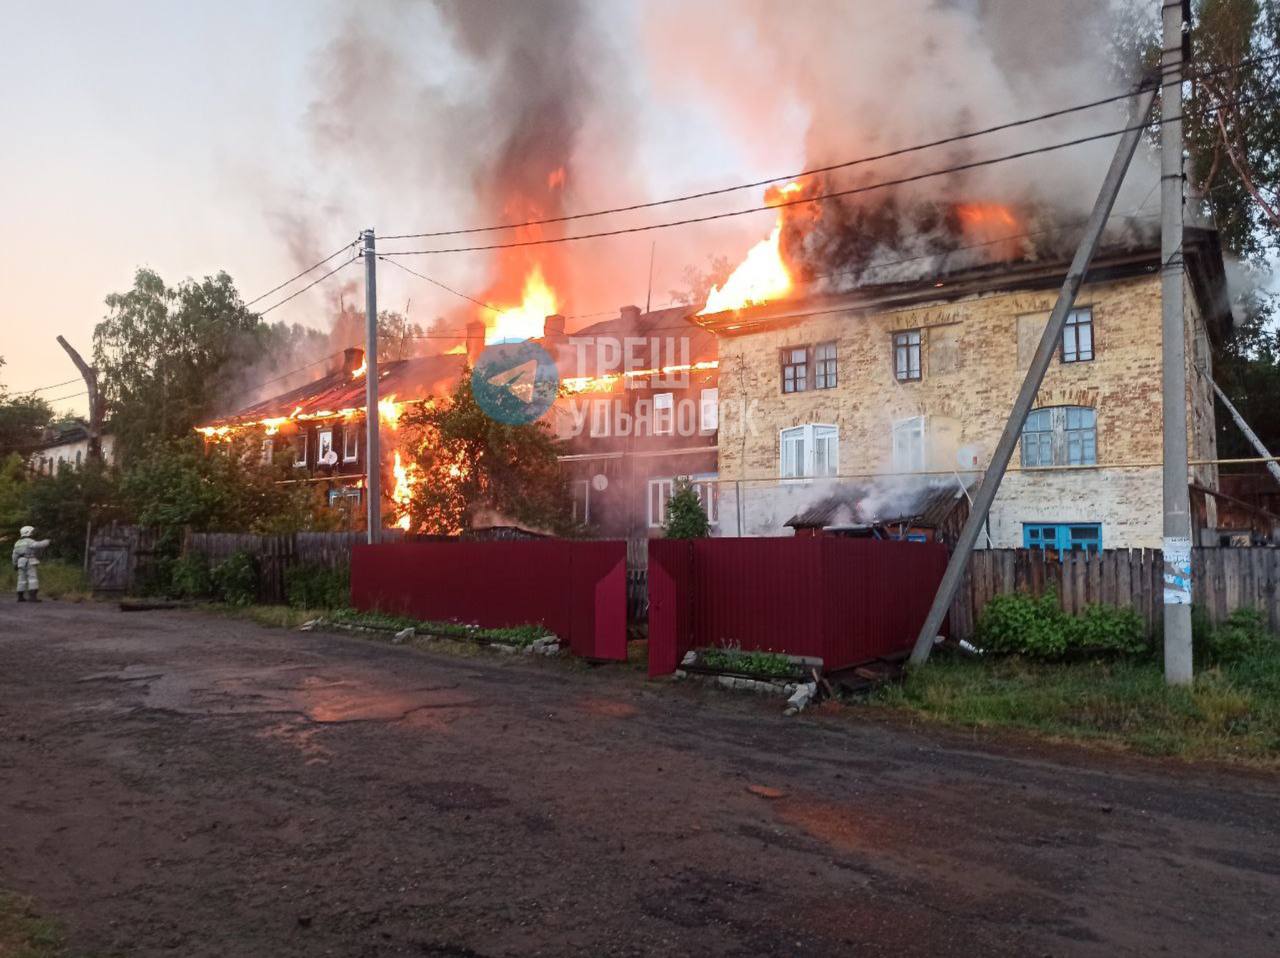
[
  {"xmin": 56, "ymin": 336, "xmax": 105, "ymax": 462},
  {"xmin": 908, "ymin": 81, "xmax": 1158, "ymax": 667}
]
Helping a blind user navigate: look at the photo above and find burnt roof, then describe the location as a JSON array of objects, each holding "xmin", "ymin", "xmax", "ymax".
[
  {"xmin": 204, "ymin": 353, "xmax": 467, "ymax": 427},
  {"xmin": 547, "ymin": 305, "xmax": 713, "ymax": 377},
  {"xmin": 786, "ymin": 478, "xmax": 974, "ymax": 530}
]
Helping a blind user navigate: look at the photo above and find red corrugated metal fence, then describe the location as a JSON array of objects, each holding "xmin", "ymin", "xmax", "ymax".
[
  {"xmin": 351, "ymin": 540, "xmax": 627, "ymax": 660},
  {"xmin": 648, "ymin": 537, "xmax": 947, "ymax": 676}
]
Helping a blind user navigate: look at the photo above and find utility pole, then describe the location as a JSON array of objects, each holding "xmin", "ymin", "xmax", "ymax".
[
  {"xmin": 55, "ymin": 336, "xmax": 104, "ymax": 463},
  {"xmin": 908, "ymin": 80, "xmax": 1158, "ymax": 667},
  {"xmin": 1161, "ymin": 0, "xmax": 1194, "ymax": 685},
  {"xmin": 363, "ymin": 228, "xmax": 382, "ymax": 544}
]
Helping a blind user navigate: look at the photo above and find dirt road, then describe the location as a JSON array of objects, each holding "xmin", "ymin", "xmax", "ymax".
[{"xmin": 1, "ymin": 601, "xmax": 1277, "ymax": 956}]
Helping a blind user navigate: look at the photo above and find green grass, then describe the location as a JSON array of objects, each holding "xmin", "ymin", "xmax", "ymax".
[
  {"xmin": 0, "ymin": 892, "xmax": 66, "ymax": 958},
  {"xmin": 868, "ymin": 646, "xmax": 1280, "ymax": 765},
  {"xmin": 0, "ymin": 560, "xmax": 90, "ymax": 601},
  {"xmin": 699, "ymin": 646, "xmax": 797, "ymax": 679}
]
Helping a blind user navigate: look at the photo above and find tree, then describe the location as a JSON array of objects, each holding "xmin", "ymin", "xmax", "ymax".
[
  {"xmin": 397, "ymin": 373, "xmax": 572, "ymax": 535},
  {"xmin": 669, "ymin": 254, "xmax": 734, "ymax": 307},
  {"xmin": 663, "ymin": 477, "xmax": 711, "ymax": 539},
  {"xmin": 327, "ymin": 306, "xmax": 426, "ymax": 361},
  {"xmin": 22, "ymin": 458, "xmax": 120, "ymax": 563},
  {"xmin": 93, "ymin": 269, "xmax": 261, "ymax": 461},
  {"xmin": 0, "ymin": 357, "xmax": 54, "ymax": 460}
]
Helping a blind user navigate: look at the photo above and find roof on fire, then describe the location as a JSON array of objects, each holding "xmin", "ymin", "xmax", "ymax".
[
  {"xmin": 204, "ymin": 353, "xmax": 467, "ymax": 427},
  {"xmin": 543, "ymin": 304, "xmax": 712, "ymax": 377},
  {"xmin": 785, "ymin": 477, "xmax": 976, "ymax": 530}
]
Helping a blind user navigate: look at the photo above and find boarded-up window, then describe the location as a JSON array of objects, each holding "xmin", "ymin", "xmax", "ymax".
[
  {"xmin": 1017, "ymin": 312, "xmax": 1049, "ymax": 369},
  {"xmin": 928, "ymin": 324, "xmax": 961, "ymax": 374}
]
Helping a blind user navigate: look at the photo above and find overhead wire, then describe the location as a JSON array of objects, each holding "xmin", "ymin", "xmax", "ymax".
[
  {"xmin": 245, "ymin": 239, "xmax": 359, "ymax": 308},
  {"xmin": 257, "ymin": 256, "xmax": 361, "ymax": 316}
]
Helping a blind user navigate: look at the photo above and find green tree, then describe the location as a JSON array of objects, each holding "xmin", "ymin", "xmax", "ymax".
[
  {"xmin": 22, "ymin": 459, "xmax": 121, "ymax": 563},
  {"xmin": 0, "ymin": 357, "xmax": 54, "ymax": 459},
  {"xmin": 662, "ymin": 477, "xmax": 711, "ymax": 539},
  {"xmin": 93, "ymin": 269, "xmax": 261, "ymax": 461},
  {"xmin": 397, "ymin": 374, "xmax": 572, "ymax": 535}
]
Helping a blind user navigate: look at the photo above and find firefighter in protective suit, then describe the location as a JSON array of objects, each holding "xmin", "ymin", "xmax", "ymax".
[{"xmin": 12, "ymin": 526, "xmax": 51, "ymax": 602}]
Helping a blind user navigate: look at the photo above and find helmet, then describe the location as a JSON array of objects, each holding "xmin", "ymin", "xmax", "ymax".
[{"xmin": 19, "ymin": 526, "xmax": 34, "ymax": 537}]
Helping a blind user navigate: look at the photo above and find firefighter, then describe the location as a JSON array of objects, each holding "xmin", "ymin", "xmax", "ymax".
[{"xmin": 12, "ymin": 526, "xmax": 51, "ymax": 602}]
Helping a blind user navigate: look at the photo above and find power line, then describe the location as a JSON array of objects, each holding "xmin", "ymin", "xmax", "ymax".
[
  {"xmin": 377, "ymin": 256, "xmax": 504, "ymax": 314},
  {"xmin": 24, "ymin": 376, "xmax": 81, "ymax": 394},
  {"xmin": 379, "ymin": 120, "xmax": 1167, "ymax": 258},
  {"xmin": 378, "ymin": 51, "xmax": 1277, "ymax": 244},
  {"xmin": 43, "ymin": 390, "xmax": 88, "ymax": 404},
  {"xmin": 257, "ymin": 256, "xmax": 361, "ymax": 316},
  {"xmin": 245, "ymin": 240, "xmax": 359, "ymax": 308}
]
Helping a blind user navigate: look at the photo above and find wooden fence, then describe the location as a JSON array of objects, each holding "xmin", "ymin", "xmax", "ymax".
[{"xmin": 948, "ymin": 547, "xmax": 1280, "ymax": 639}]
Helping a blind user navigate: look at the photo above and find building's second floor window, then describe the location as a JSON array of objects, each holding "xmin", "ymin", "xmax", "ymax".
[
  {"xmin": 814, "ymin": 342, "xmax": 838, "ymax": 389},
  {"xmin": 782, "ymin": 347, "xmax": 809, "ymax": 393},
  {"xmin": 699, "ymin": 387, "xmax": 719, "ymax": 431},
  {"xmin": 648, "ymin": 474, "xmax": 718, "ymax": 527},
  {"xmin": 1021, "ymin": 406, "xmax": 1097, "ymax": 467},
  {"xmin": 653, "ymin": 391, "xmax": 674, "ymax": 435},
  {"xmin": 343, "ymin": 427, "xmax": 359, "ymax": 462},
  {"xmin": 894, "ymin": 330, "xmax": 922, "ymax": 381},
  {"xmin": 892, "ymin": 416, "xmax": 926, "ymax": 472},
  {"xmin": 1062, "ymin": 308, "xmax": 1094, "ymax": 363},
  {"xmin": 780, "ymin": 424, "xmax": 838, "ymax": 479},
  {"xmin": 293, "ymin": 433, "xmax": 308, "ymax": 468}
]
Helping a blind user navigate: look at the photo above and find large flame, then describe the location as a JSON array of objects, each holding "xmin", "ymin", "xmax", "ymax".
[
  {"xmin": 952, "ymin": 202, "xmax": 1025, "ymax": 260},
  {"xmin": 487, "ymin": 264, "xmax": 559, "ymax": 343},
  {"xmin": 698, "ymin": 181, "xmax": 806, "ymax": 315},
  {"xmin": 391, "ymin": 450, "xmax": 419, "ymax": 531}
]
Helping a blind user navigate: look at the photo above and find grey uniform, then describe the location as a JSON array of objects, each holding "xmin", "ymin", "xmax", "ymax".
[{"xmin": 12, "ymin": 536, "xmax": 50, "ymax": 593}]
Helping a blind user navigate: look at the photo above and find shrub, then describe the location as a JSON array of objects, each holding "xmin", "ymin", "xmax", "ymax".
[
  {"xmin": 284, "ymin": 562, "xmax": 349, "ymax": 610},
  {"xmin": 977, "ymin": 592, "xmax": 1150, "ymax": 660},
  {"xmin": 211, "ymin": 551, "xmax": 257, "ymax": 606},
  {"xmin": 1210, "ymin": 608, "xmax": 1273, "ymax": 665},
  {"xmin": 663, "ymin": 478, "xmax": 711, "ymax": 539},
  {"xmin": 170, "ymin": 554, "xmax": 213, "ymax": 599}
]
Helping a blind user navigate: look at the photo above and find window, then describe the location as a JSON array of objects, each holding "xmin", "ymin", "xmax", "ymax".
[
  {"xmin": 327, "ymin": 486, "xmax": 362, "ymax": 508},
  {"xmin": 892, "ymin": 416, "xmax": 926, "ymax": 473},
  {"xmin": 1062, "ymin": 308, "xmax": 1094, "ymax": 363},
  {"xmin": 260, "ymin": 439, "xmax": 274, "ymax": 466},
  {"xmin": 343, "ymin": 426, "xmax": 359, "ymax": 462},
  {"xmin": 894, "ymin": 330, "xmax": 921, "ymax": 381},
  {"xmin": 1020, "ymin": 406, "xmax": 1096, "ymax": 467},
  {"xmin": 780, "ymin": 424, "xmax": 838, "ymax": 479},
  {"xmin": 699, "ymin": 388, "xmax": 719, "ymax": 431},
  {"xmin": 571, "ymin": 479, "xmax": 591, "ymax": 525},
  {"xmin": 782, "ymin": 347, "xmax": 808, "ymax": 393},
  {"xmin": 648, "ymin": 475, "xmax": 719, "ymax": 527},
  {"xmin": 293, "ymin": 433, "xmax": 308, "ymax": 468},
  {"xmin": 317, "ymin": 429, "xmax": 335, "ymax": 466},
  {"xmin": 653, "ymin": 392, "xmax": 674, "ymax": 435},
  {"xmin": 1023, "ymin": 522, "xmax": 1102, "ymax": 553},
  {"xmin": 814, "ymin": 342, "xmax": 838, "ymax": 389}
]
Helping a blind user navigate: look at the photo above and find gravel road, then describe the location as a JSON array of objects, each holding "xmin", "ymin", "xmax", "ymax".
[{"xmin": 1, "ymin": 600, "xmax": 1277, "ymax": 956}]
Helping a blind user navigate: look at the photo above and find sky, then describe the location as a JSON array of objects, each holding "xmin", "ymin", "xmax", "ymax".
[{"xmin": 0, "ymin": 0, "xmax": 790, "ymax": 416}]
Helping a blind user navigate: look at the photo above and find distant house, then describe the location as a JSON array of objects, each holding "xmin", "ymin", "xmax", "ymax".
[{"xmin": 26, "ymin": 419, "xmax": 116, "ymax": 475}]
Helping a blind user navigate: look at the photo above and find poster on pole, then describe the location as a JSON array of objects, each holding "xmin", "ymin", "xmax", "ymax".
[{"xmin": 1162, "ymin": 536, "xmax": 1192, "ymax": 605}]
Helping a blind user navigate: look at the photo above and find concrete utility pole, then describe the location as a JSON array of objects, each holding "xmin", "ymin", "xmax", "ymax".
[
  {"xmin": 1161, "ymin": 0, "xmax": 1194, "ymax": 685},
  {"xmin": 363, "ymin": 228, "xmax": 382, "ymax": 544},
  {"xmin": 55, "ymin": 336, "xmax": 104, "ymax": 463},
  {"xmin": 908, "ymin": 81, "xmax": 1158, "ymax": 667}
]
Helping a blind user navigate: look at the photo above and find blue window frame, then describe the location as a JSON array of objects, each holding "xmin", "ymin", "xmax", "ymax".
[{"xmin": 1023, "ymin": 522, "xmax": 1102, "ymax": 553}]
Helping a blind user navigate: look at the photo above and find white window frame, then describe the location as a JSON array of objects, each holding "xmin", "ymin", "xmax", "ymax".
[
  {"xmin": 648, "ymin": 474, "xmax": 719, "ymax": 528},
  {"xmin": 293, "ymin": 433, "xmax": 308, "ymax": 468},
  {"xmin": 699, "ymin": 387, "xmax": 719, "ymax": 432},
  {"xmin": 316, "ymin": 429, "xmax": 335, "ymax": 465},
  {"xmin": 571, "ymin": 479, "xmax": 591, "ymax": 525},
  {"xmin": 343, "ymin": 426, "xmax": 359, "ymax": 462},
  {"xmin": 260, "ymin": 438, "xmax": 274, "ymax": 466},
  {"xmin": 653, "ymin": 391, "xmax": 674, "ymax": 436},
  {"xmin": 892, "ymin": 416, "xmax": 926, "ymax": 473},
  {"xmin": 779, "ymin": 424, "xmax": 839, "ymax": 479}
]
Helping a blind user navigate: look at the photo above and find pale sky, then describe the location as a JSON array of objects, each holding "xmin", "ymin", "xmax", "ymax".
[{"xmin": 0, "ymin": 0, "xmax": 792, "ymax": 416}]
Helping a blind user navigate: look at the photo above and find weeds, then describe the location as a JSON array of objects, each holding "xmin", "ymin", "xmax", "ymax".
[
  {"xmin": 0, "ymin": 561, "xmax": 90, "ymax": 601},
  {"xmin": 699, "ymin": 644, "xmax": 797, "ymax": 679},
  {"xmin": 0, "ymin": 892, "xmax": 65, "ymax": 958}
]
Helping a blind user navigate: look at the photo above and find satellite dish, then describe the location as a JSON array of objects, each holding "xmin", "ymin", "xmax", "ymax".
[
  {"xmin": 591, "ymin": 473, "xmax": 609, "ymax": 492},
  {"xmin": 322, "ymin": 450, "xmax": 338, "ymax": 466}
]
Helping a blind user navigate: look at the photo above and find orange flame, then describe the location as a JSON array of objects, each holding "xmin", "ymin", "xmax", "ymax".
[
  {"xmin": 698, "ymin": 181, "xmax": 809, "ymax": 315},
  {"xmin": 351, "ymin": 359, "xmax": 367, "ymax": 379},
  {"xmin": 391, "ymin": 450, "xmax": 420, "ymax": 531},
  {"xmin": 547, "ymin": 167, "xmax": 566, "ymax": 190},
  {"xmin": 487, "ymin": 264, "xmax": 559, "ymax": 343}
]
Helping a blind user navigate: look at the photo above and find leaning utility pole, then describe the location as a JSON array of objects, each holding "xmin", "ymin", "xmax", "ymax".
[
  {"xmin": 908, "ymin": 81, "xmax": 1158, "ymax": 667},
  {"xmin": 1161, "ymin": 0, "xmax": 1194, "ymax": 685},
  {"xmin": 362, "ymin": 228, "xmax": 382, "ymax": 544},
  {"xmin": 55, "ymin": 336, "xmax": 104, "ymax": 463}
]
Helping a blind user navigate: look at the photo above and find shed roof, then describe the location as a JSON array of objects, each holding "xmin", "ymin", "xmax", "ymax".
[{"xmin": 785, "ymin": 477, "xmax": 974, "ymax": 529}]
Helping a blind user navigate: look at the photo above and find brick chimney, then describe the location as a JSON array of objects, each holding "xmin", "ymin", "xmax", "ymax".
[
  {"xmin": 619, "ymin": 305, "xmax": 642, "ymax": 325},
  {"xmin": 341, "ymin": 347, "xmax": 365, "ymax": 375},
  {"xmin": 542, "ymin": 314, "xmax": 566, "ymax": 343},
  {"xmin": 466, "ymin": 321, "xmax": 486, "ymax": 365}
]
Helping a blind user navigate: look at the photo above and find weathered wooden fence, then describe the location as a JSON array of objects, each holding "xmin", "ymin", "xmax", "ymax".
[{"xmin": 948, "ymin": 547, "xmax": 1280, "ymax": 639}]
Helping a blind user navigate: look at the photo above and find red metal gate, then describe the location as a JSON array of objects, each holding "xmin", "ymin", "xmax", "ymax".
[
  {"xmin": 351, "ymin": 539, "xmax": 627, "ymax": 660},
  {"xmin": 648, "ymin": 537, "xmax": 947, "ymax": 676}
]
